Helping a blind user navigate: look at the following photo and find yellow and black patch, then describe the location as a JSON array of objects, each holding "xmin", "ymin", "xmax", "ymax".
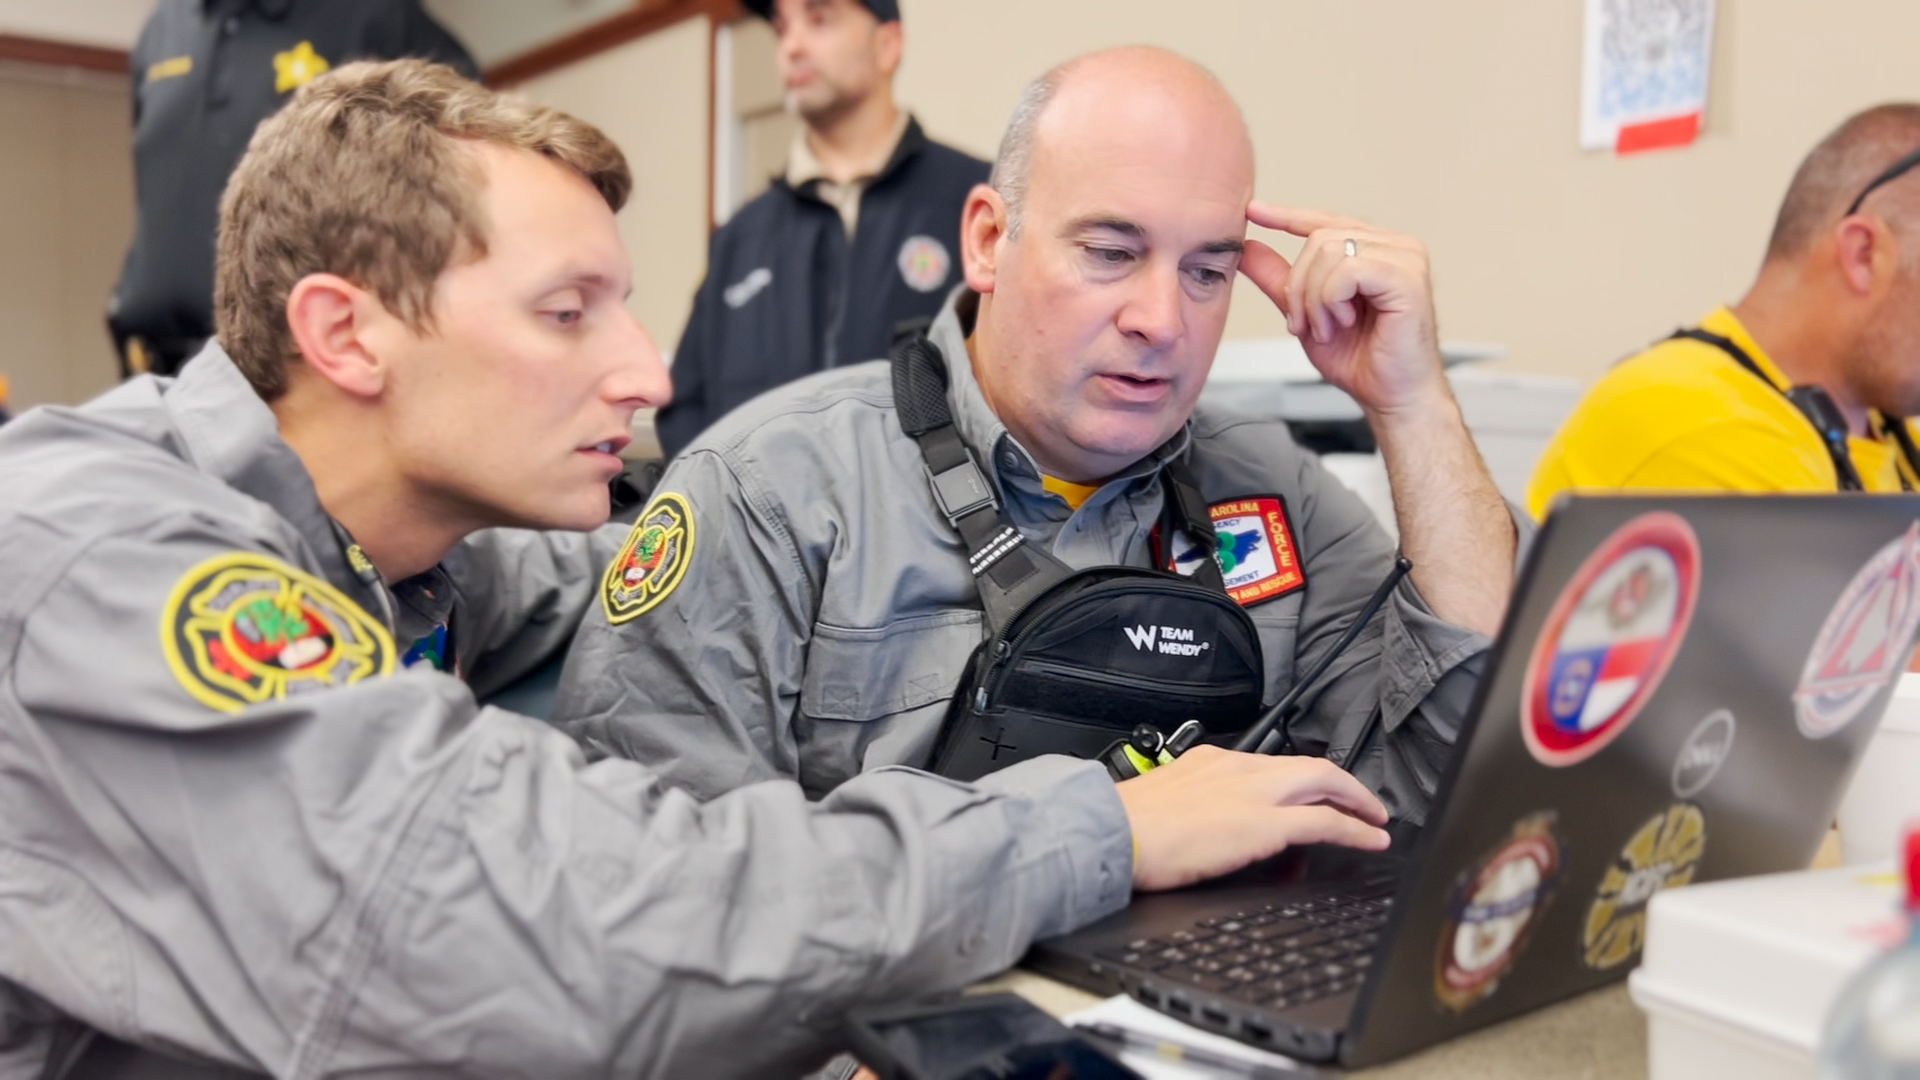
[
  {"xmin": 145, "ymin": 55, "xmax": 193, "ymax": 83},
  {"xmin": 1581, "ymin": 802, "xmax": 1706, "ymax": 970},
  {"xmin": 602, "ymin": 492, "xmax": 695, "ymax": 625},
  {"xmin": 160, "ymin": 552, "xmax": 395, "ymax": 713}
]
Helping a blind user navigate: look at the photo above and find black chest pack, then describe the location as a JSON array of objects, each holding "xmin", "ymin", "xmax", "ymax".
[{"xmin": 889, "ymin": 332, "xmax": 1267, "ymax": 782}]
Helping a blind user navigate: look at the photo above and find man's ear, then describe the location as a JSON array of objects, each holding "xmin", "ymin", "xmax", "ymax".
[
  {"xmin": 284, "ymin": 273, "xmax": 388, "ymax": 399},
  {"xmin": 874, "ymin": 19, "xmax": 903, "ymax": 79},
  {"xmin": 960, "ymin": 184, "xmax": 1007, "ymax": 295},
  {"xmin": 1833, "ymin": 216, "xmax": 1895, "ymax": 298}
]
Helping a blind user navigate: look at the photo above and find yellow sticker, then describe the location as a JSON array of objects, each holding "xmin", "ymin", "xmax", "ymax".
[
  {"xmin": 1582, "ymin": 803, "xmax": 1706, "ymax": 970},
  {"xmin": 145, "ymin": 55, "xmax": 193, "ymax": 83},
  {"xmin": 273, "ymin": 40, "xmax": 330, "ymax": 94},
  {"xmin": 602, "ymin": 492, "xmax": 694, "ymax": 625},
  {"xmin": 160, "ymin": 552, "xmax": 395, "ymax": 713}
]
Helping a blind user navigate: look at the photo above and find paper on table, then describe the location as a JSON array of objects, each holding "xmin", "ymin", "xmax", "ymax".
[{"xmin": 1062, "ymin": 995, "xmax": 1320, "ymax": 1078}]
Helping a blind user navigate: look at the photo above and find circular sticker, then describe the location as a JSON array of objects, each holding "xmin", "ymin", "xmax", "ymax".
[
  {"xmin": 1521, "ymin": 512, "xmax": 1701, "ymax": 768},
  {"xmin": 1582, "ymin": 803, "xmax": 1706, "ymax": 970},
  {"xmin": 601, "ymin": 492, "xmax": 695, "ymax": 625},
  {"xmin": 1434, "ymin": 813, "xmax": 1562, "ymax": 1012},
  {"xmin": 1794, "ymin": 522, "xmax": 1920, "ymax": 739},
  {"xmin": 897, "ymin": 235, "xmax": 952, "ymax": 294},
  {"xmin": 161, "ymin": 551, "xmax": 396, "ymax": 713},
  {"xmin": 1671, "ymin": 709, "xmax": 1736, "ymax": 799}
]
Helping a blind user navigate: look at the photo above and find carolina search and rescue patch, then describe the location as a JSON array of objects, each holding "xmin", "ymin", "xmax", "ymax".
[
  {"xmin": 1521, "ymin": 511, "xmax": 1700, "ymax": 768},
  {"xmin": 1166, "ymin": 495, "xmax": 1306, "ymax": 607},
  {"xmin": 1582, "ymin": 803, "xmax": 1706, "ymax": 971},
  {"xmin": 1433, "ymin": 812, "xmax": 1562, "ymax": 1012},
  {"xmin": 602, "ymin": 492, "xmax": 695, "ymax": 625},
  {"xmin": 1794, "ymin": 521, "xmax": 1920, "ymax": 739},
  {"xmin": 161, "ymin": 552, "xmax": 395, "ymax": 713}
]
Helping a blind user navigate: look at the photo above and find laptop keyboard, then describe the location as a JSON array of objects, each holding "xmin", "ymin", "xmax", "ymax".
[{"xmin": 1095, "ymin": 879, "xmax": 1397, "ymax": 1012}]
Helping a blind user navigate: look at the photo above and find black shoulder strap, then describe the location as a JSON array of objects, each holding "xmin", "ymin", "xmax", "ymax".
[
  {"xmin": 891, "ymin": 334, "xmax": 1071, "ymax": 635},
  {"xmin": 1158, "ymin": 454, "xmax": 1228, "ymax": 593},
  {"xmin": 1667, "ymin": 328, "xmax": 1868, "ymax": 492}
]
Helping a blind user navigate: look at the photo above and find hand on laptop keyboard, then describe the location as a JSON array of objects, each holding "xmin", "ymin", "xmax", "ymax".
[{"xmin": 1118, "ymin": 746, "xmax": 1391, "ymax": 891}]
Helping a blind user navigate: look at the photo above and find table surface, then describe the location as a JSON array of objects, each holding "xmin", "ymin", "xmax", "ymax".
[{"xmin": 982, "ymin": 970, "xmax": 1645, "ymax": 1079}]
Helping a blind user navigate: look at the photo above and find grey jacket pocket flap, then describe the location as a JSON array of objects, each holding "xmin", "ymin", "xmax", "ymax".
[{"xmin": 801, "ymin": 612, "xmax": 984, "ymax": 722}]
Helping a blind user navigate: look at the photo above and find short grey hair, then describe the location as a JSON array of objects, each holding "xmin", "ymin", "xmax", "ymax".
[
  {"xmin": 988, "ymin": 67, "xmax": 1065, "ymax": 237},
  {"xmin": 1767, "ymin": 103, "xmax": 1920, "ymax": 262}
]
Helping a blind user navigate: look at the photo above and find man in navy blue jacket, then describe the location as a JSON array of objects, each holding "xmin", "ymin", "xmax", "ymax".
[{"xmin": 655, "ymin": 0, "xmax": 988, "ymax": 457}]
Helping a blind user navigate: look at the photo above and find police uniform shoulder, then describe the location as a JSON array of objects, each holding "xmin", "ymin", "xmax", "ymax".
[
  {"xmin": 913, "ymin": 137, "xmax": 992, "ymax": 180},
  {"xmin": 678, "ymin": 360, "xmax": 901, "ymax": 462}
]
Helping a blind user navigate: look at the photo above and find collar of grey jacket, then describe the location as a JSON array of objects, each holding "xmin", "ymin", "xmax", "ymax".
[
  {"xmin": 930, "ymin": 288, "xmax": 1194, "ymax": 515},
  {"xmin": 164, "ymin": 343, "xmax": 388, "ymax": 617}
]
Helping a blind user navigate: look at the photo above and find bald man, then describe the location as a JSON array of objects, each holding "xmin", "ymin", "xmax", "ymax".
[
  {"xmin": 1530, "ymin": 104, "xmax": 1920, "ymax": 513},
  {"xmin": 556, "ymin": 48, "xmax": 1518, "ymax": 824}
]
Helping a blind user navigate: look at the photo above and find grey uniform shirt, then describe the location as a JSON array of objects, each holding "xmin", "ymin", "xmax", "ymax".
[
  {"xmin": 558, "ymin": 291, "xmax": 1507, "ymax": 823},
  {"xmin": 0, "ymin": 346, "xmax": 1130, "ymax": 1079}
]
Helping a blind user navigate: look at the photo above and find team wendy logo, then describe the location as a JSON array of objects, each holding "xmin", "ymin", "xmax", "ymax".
[
  {"xmin": 161, "ymin": 552, "xmax": 395, "ymax": 712},
  {"xmin": 602, "ymin": 492, "xmax": 695, "ymax": 625},
  {"xmin": 1433, "ymin": 813, "xmax": 1563, "ymax": 1012},
  {"xmin": 1795, "ymin": 522, "xmax": 1920, "ymax": 739},
  {"xmin": 1521, "ymin": 512, "xmax": 1701, "ymax": 768}
]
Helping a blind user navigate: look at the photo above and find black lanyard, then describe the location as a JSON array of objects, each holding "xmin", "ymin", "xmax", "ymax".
[{"xmin": 1667, "ymin": 328, "xmax": 1919, "ymax": 492}]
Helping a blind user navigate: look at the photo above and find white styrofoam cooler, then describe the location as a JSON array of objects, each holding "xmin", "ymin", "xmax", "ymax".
[
  {"xmin": 1629, "ymin": 865, "xmax": 1903, "ymax": 1079},
  {"xmin": 1839, "ymin": 673, "xmax": 1920, "ymax": 865}
]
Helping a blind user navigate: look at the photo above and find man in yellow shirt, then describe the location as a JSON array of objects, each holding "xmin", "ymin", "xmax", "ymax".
[{"xmin": 1529, "ymin": 104, "xmax": 1920, "ymax": 517}]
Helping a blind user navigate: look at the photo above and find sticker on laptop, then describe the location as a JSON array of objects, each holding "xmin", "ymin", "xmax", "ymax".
[
  {"xmin": 1670, "ymin": 709, "xmax": 1736, "ymax": 799},
  {"xmin": 1434, "ymin": 812, "xmax": 1563, "ymax": 1012},
  {"xmin": 1521, "ymin": 512, "xmax": 1701, "ymax": 768},
  {"xmin": 1162, "ymin": 495, "xmax": 1305, "ymax": 607},
  {"xmin": 1582, "ymin": 802, "xmax": 1706, "ymax": 971},
  {"xmin": 1793, "ymin": 522, "xmax": 1920, "ymax": 740}
]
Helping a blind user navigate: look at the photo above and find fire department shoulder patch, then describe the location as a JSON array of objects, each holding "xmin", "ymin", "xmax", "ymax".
[
  {"xmin": 602, "ymin": 492, "xmax": 695, "ymax": 625},
  {"xmin": 161, "ymin": 552, "xmax": 396, "ymax": 713}
]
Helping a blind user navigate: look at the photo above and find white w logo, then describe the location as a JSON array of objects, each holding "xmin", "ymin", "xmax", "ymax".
[{"xmin": 1124, "ymin": 625, "xmax": 1158, "ymax": 651}]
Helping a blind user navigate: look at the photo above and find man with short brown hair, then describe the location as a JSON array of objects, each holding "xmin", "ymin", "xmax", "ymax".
[{"xmin": 0, "ymin": 58, "xmax": 1392, "ymax": 1079}]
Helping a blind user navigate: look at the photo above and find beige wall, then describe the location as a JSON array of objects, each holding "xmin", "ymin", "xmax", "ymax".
[
  {"xmin": 883, "ymin": 0, "xmax": 1920, "ymax": 379},
  {"xmin": 0, "ymin": 65, "xmax": 132, "ymax": 411},
  {"xmin": 515, "ymin": 17, "xmax": 712, "ymax": 360}
]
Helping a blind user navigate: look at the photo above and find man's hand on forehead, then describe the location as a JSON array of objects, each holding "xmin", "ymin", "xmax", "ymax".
[{"xmin": 1238, "ymin": 202, "xmax": 1447, "ymax": 417}]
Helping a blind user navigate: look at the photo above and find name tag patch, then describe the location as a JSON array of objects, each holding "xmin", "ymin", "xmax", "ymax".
[{"xmin": 1166, "ymin": 495, "xmax": 1305, "ymax": 606}]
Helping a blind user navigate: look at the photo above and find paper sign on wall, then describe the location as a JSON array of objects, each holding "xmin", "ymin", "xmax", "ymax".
[{"xmin": 1580, "ymin": 0, "xmax": 1717, "ymax": 155}]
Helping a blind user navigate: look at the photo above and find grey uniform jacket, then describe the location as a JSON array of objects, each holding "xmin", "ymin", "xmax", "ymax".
[
  {"xmin": 558, "ymin": 291, "xmax": 1506, "ymax": 822},
  {"xmin": 0, "ymin": 347, "xmax": 1131, "ymax": 1079}
]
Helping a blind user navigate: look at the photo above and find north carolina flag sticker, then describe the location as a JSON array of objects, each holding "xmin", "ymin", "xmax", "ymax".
[
  {"xmin": 1166, "ymin": 495, "xmax": 1305, "ymax": 607},
  {"xmin": 1521, "ymin": 512, "xmax": 1700, "ymax": 768}
]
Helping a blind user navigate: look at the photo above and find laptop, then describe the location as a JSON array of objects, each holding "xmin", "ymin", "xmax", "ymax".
[{"xmin": 1024, "ymin": 494, "xmax": 1920, "ymax": 1068}]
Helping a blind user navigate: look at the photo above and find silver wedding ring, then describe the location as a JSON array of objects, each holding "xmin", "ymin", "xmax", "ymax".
[{"xmin": 1343, "ymin": 238, "xmax": 1359, "ymax": 258}]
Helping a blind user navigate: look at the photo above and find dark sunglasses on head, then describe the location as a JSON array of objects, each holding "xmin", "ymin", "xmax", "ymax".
[{"xmin": 1845, "ymin": 146, "xmax": 1920, "ymax": 216}]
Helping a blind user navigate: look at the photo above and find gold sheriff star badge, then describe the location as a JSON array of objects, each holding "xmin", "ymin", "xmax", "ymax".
[{"xmin": 273, "ymin": 41, "xmax": 330, "ymax": 93}]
